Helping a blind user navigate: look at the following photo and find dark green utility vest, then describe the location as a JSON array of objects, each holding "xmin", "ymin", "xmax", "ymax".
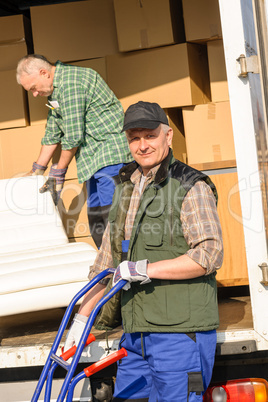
[{"xmin": 108, "ymin": 150, "xmax": 220, "ymax": 333}]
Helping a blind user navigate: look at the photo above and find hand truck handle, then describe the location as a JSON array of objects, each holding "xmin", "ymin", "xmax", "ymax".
[
  {"xmin": 83, "ymin": 347, "xmax": 128, "ymax": 377},
  {"xmin": 61, "ymin": 333, "xmax": 96, "ymax": 361}
]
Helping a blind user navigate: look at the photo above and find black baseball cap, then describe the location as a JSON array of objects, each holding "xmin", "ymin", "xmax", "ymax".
[{"xmin": 123, "ymin": 101, "xmax": 168, "ymax": 131}]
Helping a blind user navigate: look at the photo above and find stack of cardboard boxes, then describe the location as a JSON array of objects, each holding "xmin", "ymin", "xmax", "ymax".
[
  {"xmin": 0, "ymin": 15, "xmax": 30, "ymax": 131},
  {"xmin": 181, "ymin": 0, "xmax": 247, "ymax": 285},
  {"xmin": 0, "ymin": 0, "xmax": 117, "ymax": 250},
  {"xmin": 0, "ymin": 0, "xmax": 247, "ymax": 285}
]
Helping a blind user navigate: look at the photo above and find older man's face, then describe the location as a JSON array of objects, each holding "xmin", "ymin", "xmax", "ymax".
[
  {"xmin": 126, "ymin": 125, "xmax": 173, "ymax": 176},
  {"xmin": 20, "ymin": 69, "xmax": 54, "ymax": 97}
]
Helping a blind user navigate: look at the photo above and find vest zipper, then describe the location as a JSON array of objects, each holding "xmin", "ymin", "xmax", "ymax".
[
  {"xmin": 170, "ymin": 205, "xmax": 174, "ymax": 246},
  {"xmin": 141, "ymin": 332, "xmax": 145, "ymax": 359}
]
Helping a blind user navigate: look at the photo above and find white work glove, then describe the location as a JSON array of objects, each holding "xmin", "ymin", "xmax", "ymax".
[
  {"xmin": 112, "ymin": 260, "xmax": 151, "ymax": 291},
  {"xmin": 64, "ymin": 313, "xmax": 88, "ymax": 352}
]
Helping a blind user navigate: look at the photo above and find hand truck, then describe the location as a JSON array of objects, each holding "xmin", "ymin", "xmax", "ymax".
[{"xmin": 31, "ymin": 268, "xmax": 127, "ymax": 402}]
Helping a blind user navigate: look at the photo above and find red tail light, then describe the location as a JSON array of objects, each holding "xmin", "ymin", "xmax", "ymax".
[{"xmin": 203, "ymin": 378, "xmax": 268, "ymax": 402}]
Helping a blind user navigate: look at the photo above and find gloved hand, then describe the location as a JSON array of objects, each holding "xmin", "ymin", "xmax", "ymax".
[
  {"xmin": 24, "ymin": 162, "xmax": 47, "ymax": 176},
  {"xmin": 112, "ymin": 260, "xmax": 151, "ymax": 290},
  {"xmin": 39, "ymin": 164, "xmax": 67, "ymax": 205},
  {"xmin": 64, "ymin": 313, "xmax": 88, "ymax": 352}
]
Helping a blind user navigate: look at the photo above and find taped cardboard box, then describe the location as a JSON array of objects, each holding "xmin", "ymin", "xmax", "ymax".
[
  {"xmin": 182, "ymin": 0, "xmax": 222, "ymax": 42},
  {"xmin": 0, "ymin": 125, "xmax": 77, "ymax": 180},
  {"xmin": 0, "ymin": 16, "xmax": 31, "ymax": 128},
  {"xmin": 207, "ymin": 40, "xmax": 229, "ymax": 102},
  {"xmin": 31, "ymin": 0, "xmax": 119, "ymax": 63},
  {"xmin": 165, "ymin": 108, "xmax": 187, "ymax": 163},
  {"xmin": 28, "ymin": 58, "xmax": 107, "ymax": 126},
  {"xmin": 183, "ymin": 102, "xmax": 236, "ymax": 167},
  {"xmin": 0, "ymin": 42, "xmax": 28, "ymax": 71},
  {"xmin": 113, "ymin": 0, "xmax": 185, "ymax": 52},
  {"xmin": 107, "ymin": 43, "xmax": 211, "ymax": 110},
  {"xmin": 0, "ymin": 14, "xmax": 32, "ymax": 70},
  {"xmin": 0, "ymin": 69, "xmax": 28, "ymax": 130},
  {"xmin": 0, "ymin": 14, "xmax": 31, "ymax": 44},
  {"xmin": 209, "ymin": 172, "xmax": 248, "ymax": 287}
]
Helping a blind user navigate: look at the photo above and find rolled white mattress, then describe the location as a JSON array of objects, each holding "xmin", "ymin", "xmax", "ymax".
[{"xmin": 0, "ymin": 282, "xmax": 90, "ymax": 317}]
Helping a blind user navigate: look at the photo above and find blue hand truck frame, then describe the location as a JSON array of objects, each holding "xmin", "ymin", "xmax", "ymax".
[{"xmin": 31, "ymin": 268, "xmax": 127, "ymax": 402}]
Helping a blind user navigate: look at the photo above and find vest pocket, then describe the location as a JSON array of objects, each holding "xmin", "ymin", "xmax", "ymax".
[
  {"xmin": 144, "ymin": 232, "xmax": 163, "ymax": 248},
  {"xmin": 142, "ymin": 215, "xmax": 164, "ymax": 249},
  {"xmin": 142, "ymin": 281, "xmax": 191, "ymax": 325}
]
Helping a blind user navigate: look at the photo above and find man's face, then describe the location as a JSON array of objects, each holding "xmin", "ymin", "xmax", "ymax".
[
  {"xmin": 126, "ymin": 125, "xmax": 173, "ymax": 175},
  {"xmin": 20, "ymin": 69, "xmax": 54, "ymax": 97}
]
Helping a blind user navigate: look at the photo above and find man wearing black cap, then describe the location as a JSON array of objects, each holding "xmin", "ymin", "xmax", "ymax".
[{"xmin": 65, "ymin": 101, "xmax": 223, "ymax": 401}]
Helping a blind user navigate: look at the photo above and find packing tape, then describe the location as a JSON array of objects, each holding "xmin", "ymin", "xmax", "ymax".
[
  {"xmin": 212, "ymin": 144, "xmax": 222, "ymax": 161},
  {"xmin": 207, "ymin": 103, "xmax": 216, "ymax": 119},
  {"xmin": 0, "ymin": 37, "xmax": 26, "ymax": 46},
  {"xmin": 209, "ymin": 24, "xmax": 221, "ymax": 39},
  {"xmin": 140, "ymin": 29, "xmax": 149, "ymax": 48}
]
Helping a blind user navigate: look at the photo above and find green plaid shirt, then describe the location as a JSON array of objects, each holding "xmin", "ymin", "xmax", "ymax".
[{"xmin": 41, "ymin": 61, "xmax": 133, "ymax": 183}]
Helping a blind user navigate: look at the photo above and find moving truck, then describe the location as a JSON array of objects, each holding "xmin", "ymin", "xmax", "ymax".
[{"xmin": 1, "ymin": 0, "xmax": 268, "ymax": 400}]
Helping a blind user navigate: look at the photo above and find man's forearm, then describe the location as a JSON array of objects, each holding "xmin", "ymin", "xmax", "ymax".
[
  {"xmin": 147, "ymin": 254, "xmax": 206, "ymax": 280},
  {"xmin": 57, "ymin": 148, "xmax": 78, "ymax": 169},
  {"xmin": 78, "ymin": 283, "xmax": 106, "ymax": 317},
  {"xmin": 36, "ymin": 144, "xmax": 59, "ymax": 167}
]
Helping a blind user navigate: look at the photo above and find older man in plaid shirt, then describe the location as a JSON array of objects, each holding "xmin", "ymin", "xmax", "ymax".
[{"xmin": 16, "ymin": 54, "xmax": 133, "ymax": 248}]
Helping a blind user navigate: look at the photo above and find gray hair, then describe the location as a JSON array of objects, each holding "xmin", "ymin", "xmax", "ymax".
[
  {"xmin": 161, "ymin": 123, "xmax": 171, "ymax": 134},
  {"xmin": 16, "ymin": 54, "xmax": 53, "ymax": 84}
]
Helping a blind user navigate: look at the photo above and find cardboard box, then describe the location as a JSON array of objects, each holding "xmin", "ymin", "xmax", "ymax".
[
  {"xmin": 0, "ymin": 69, "xmax": 28, "ymax": 130},
  {"xmin": 113, "ymin": 0, "xmax": 185, "ymax": 52},
  {"xmin": 183, "ymin": 102, "xmax": 236, "ymax": 166},
  {"xmin": 58, "ymin": 179, "xmax": 90, "ymax": 238},
  {"xmin": 69, "ymin": 235, "xmax": 97, "ymax": 250},
  {"xmin": 27, "ymin": 94, "xmax": 48, "ymax": 127},
  {"xmin": 0, "ymin": 41, "xmax": 28, "ymax": 71},
  {"xmin": 209, "ymin": 172, "xmax": 248, "ymax": 286},
  {"xmin": 0, "ymin": 15, "xmax": 32, "ymax": 70},
  {"xmin": 30, "ymin": 0, "xmax": 119, "ymax": 63},
  {"xmin": 207, "ymin": 40, "xmax": 229, "ymax": 102},
  {"xmin": 0, "ymin": 125, "xmax": 77, "ymax": 180},
  {"xmin": 0, "ymin": 125, "xmax": 45, "ymax": 179},
  {"xmin": 0, "ymin": 16, "xmax": 31, "ymax": 127},
  {"xmin": 165, "ymin": 108, "xmax": 187, "ymax": 163},
  {"xmin": 28, "ymin": 58, "xmax": 107, "ymax": 126},
  {"xmin": 0, "ymin": 14, "xmax": 31, "ymax": 43},
  {"xmin": 107, "ymin": 43, "xmax": 211, "ymax": 110},
  {"xmin": 72, "ymin": 58, "xmax": 107, "ymax": 82},
  {"xmin": 182, "ymin": 0, "xmax": 222, "ymax": 42}
]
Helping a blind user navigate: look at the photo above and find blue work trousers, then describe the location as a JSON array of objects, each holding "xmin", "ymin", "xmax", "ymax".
[
  {"xmin": 86, "ymin": 163, "xmax": 124, "ymax": 248},
  {"xmin": 113, "ymin": 331, "xmax": 217, "ymax": 402}
]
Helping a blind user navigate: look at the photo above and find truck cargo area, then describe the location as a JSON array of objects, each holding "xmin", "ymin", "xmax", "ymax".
[
  {"xmin": 0, "ymin": 285, "xmax": 254, "ymax": 373},
  {"xmin": 1, "ymin": 0, "xmax": 268, "ymax": 400}
]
